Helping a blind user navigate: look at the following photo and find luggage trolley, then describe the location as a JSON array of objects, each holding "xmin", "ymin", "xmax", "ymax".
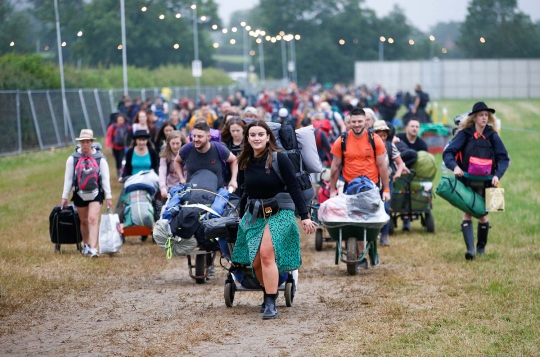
[
  {"xmin": 389, "ymin": 170, "xmax": 435, "ymax": 234},
  {"xmin": 220, "ymin": 221, "xmax": 297, "ymax": 308}
]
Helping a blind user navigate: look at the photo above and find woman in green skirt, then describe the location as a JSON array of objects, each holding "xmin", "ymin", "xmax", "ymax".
[{"xmin": 233, "ymin": 120, "xmax": 316, "ymax": 320}]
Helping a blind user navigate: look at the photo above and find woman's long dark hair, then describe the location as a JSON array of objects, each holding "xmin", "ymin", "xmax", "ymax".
[
  {"xmin": 221, "ymin": 117, "xmax": 246, "ymax": 144},
  {"xmin": 237, "ymin": 120, "xmax": 280, "ymax": 170}
]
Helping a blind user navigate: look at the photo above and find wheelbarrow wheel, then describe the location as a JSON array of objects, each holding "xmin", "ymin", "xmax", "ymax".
[
  {"xmin": 346, "ymin": 237, "xmax": 358, "ymax": 276},
  {"xmin": 224, "ymin": 281, "xmax": 235, "ymax": 307},
  {"xmin": 195, "ymin": 254, "xmax": 207, "ymax": 284},
  {"xmin": 315, "ymin": 229, "xmax": 323, "ymax": 251},
  {"xmin": 425, "ymin": 212, "xmax": 435, "ymax": 233}
]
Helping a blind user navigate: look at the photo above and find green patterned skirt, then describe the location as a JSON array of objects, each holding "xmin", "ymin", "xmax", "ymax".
[{"xmin": 231, "ymin": 209, "xmax": 301, "ymax": 274}]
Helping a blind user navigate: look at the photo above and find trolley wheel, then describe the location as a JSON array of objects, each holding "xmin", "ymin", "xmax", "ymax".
[
  {"xmin": 315, "ymin": 229, "xmax": 324, "ymax": 251},
  {"xmin": 54, "ymin": 243, "xmax": 60, "ymax": 253},
  {"xmin": 76, "ymin": 241, "xmax": 82, "ymax": 252},
  {"xmin": 195, "ymin": 254, "xmax": 207, "ymax": 284},
  {"xmin": 346, "ymin": 237, "xmax": 358, "ymax": 276},
  {"xmin": 224, "ymin": 281, "xmax": 235, "ymax": 307},
  {"xmin": 425, "ymin": 212, "xmax": 435, "ymax": 233},
  {"xmin": 285, "ymin": 280, "xmax": 295, "ymax": 307},
  {"xmin": 388, "ymin": 219, "xmax": 395, "ymax": 236}
]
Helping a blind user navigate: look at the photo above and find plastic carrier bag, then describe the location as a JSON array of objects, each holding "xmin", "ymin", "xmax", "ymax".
[
  {"xmin": 99, "ymin": 210, "xmax": 123, "ymax": 254},
  {"xmin": 318, "ymin": 188, "xmax": 389, "ymax": 229}
]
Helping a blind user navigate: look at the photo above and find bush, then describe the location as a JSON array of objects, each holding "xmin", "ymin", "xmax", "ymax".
[{"xmin": 0, "ymin": 54, "xmax": 60, "ymax": 90}]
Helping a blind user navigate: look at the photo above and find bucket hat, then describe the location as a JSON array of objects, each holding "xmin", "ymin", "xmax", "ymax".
[
  {"xmin": 373, "ymin": 120, "xmax": 390, "ymax": 132},
  {"xmin": 75, "ymin": 129, "xmax": 96, "ymax": 141},
  {"xmin": 470, "ymin": 102, "xmax": 495, "ymax": 116},
  {"xmin": 132, "ymin": 130, "xmax": 151, "ymax": 139}
]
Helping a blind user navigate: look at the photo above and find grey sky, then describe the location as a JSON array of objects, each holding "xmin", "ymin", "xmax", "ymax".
[{"xmin": 214, "ymin": 0, "xmax": 540, "ymax": 32}]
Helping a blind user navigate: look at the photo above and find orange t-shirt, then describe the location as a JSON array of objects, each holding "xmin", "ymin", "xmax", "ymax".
[{"xmin": 331, "ymin": 130, "xmax": 386, "ymax": 183}]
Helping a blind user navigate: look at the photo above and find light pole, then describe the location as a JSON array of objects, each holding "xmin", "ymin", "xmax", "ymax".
[
  {"xmin": 240, "ymin": 22, "xmax": 249, "ymax": 83},
  {"xmin": 429, "ymin": 35, "xmax": 435, "ymax": 59},
  {"xmin": 54, "ymin": 0, "xmax": 71, "ymax": 140},
  {"xmin": 256, "ymin": 37, "xmax": 265, "ymax": 84},
  {"xmin": 191, "ymin": 4, "xmax": 201, "ymax": 98},
  {"xmin": 379, "ymin": 36, "xmax": 386, "ymax": 62},
  {"xmin": 120, "ymin": 0, "xmax": 128, "ymax": 96},
  {"xmin": 280, "ymin": 34, "xmax": 287, "ymax": 82},
  {"xmin": 285, "ymin": 34, "xmax": 298, "ymax": 84}
]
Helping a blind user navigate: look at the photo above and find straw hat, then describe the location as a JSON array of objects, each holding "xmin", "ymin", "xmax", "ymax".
[{"xmin": 75, "ymin": 129, "xmax": 96, "ymax": 141}]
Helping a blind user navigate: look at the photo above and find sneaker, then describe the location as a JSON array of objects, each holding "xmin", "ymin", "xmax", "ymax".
[
  {"xmin": 81, "ymin": 244, "xmax": 90, "ymax": 256},
  {"xmin": 380, "ymin": 234, "xmax": 390, "ymax": 246},
  {"xmin": 208, "ymin": 265, "xmax": 216, "ymax": 276},
  {"xmin": 89, "ymin": 248, "xmax": 99, "ymax": 258},
  {"xmin": 402, "ymin": 219, "xmax": 411, "ymax": 231}
]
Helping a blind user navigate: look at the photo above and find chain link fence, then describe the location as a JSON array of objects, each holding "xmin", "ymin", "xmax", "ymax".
[{"xmin": 0, "ymin": 80, "xmax": 287, "ymax": 157}]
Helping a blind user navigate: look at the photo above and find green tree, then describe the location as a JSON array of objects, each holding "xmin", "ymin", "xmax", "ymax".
[
  {"xmin": 458, "ymin": 0, "xmax": 540, "ymax": 58},
  {"xmin": 0, "ymin": 0, "xmax": 36, "ymax": 54}
]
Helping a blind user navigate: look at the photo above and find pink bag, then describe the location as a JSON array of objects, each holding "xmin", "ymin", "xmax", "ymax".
[{"xmin": 468, "ymin": 157, "xmax": 493, "ymax": 176}]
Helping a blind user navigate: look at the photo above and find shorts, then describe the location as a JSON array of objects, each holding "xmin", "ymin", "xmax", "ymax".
[{"xmin": 72, "ymin": 191, "xmax": 104, "ymax": 207}]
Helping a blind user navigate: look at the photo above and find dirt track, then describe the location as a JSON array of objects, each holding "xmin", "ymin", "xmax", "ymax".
[{"xmin": 0, "ymin": 232, "xmax": 384, "ymax": 357}]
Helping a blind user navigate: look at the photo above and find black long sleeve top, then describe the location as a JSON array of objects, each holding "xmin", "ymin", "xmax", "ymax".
[
  {"xmin": 238, "ymin": 152, "xmax": 309, "ymax": 220},
  {"xmin": 122, "ymin": 147, "xmax": 159, "ymax": 180}
]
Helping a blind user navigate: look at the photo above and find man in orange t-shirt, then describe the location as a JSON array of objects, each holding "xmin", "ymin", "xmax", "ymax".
[{"xmin": 329, "ymin": 108, "xmax": 390, "ymax": 202}]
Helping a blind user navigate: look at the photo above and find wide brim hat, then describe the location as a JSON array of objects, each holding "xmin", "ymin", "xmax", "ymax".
[
  {"xmin": 75, "ymin": 129, "xmax": 96, "ymax": 141},
  {"xmin": 470, "ymin": 102, "xmax": 495, "ymax": 116},
  {"xmin": 132, "ymin": 130, "xmax": 151, "ymax": 139},
  {"xmin": 373, "ymin": 120, "xmax": 390, "ymax": 132}
]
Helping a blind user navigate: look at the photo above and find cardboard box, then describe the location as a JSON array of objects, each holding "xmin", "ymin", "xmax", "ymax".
[{"xmin": 485, "ymin": 188, "xmax": 505, "ymax": 212}]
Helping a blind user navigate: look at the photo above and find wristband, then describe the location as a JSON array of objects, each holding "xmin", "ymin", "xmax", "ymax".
[{"xmin": 383, "ymin": 189, "xmax": 390, "ymax": 193}]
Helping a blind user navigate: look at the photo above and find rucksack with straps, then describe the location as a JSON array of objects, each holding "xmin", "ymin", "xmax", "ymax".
[
  {"xmin": 113, "ymin": 124, "xmax": 127, "ymax": 146},
  {"xmin": 180, "ymin": 141, "xmax": 230, "ymax": 184},
  {"xmin": 271, "ymin": 151, "xmax": 314, "ymax": 209},
  {"xmin": 456, "ymin": 131, "xmax": 496, "ymax": 178},
  {"xmin": 72, "ymin": 145, "xmax": 103, "ymax": 201}
]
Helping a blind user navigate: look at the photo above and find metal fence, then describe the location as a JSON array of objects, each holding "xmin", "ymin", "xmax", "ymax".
[{"xmin": 0, "ymin": 80, "xmax": 287, "ymax": 157}]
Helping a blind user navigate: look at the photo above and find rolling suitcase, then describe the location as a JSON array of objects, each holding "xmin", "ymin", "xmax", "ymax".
[{"xmin": 49, "ymin": 205, "xmax": 83, "ymax": 252}]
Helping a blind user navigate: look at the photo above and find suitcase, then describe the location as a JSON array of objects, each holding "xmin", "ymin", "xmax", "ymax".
[{"xmin": 49, "ymin": 205, "xmax": 83, "ymax": 252}]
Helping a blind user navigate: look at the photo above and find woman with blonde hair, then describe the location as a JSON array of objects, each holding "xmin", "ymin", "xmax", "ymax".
[
  {"xmin": 159, "ymin": 130, "xmax": 187, "ymax": 199},
  {"xmin": 443, "ymin": 102, "xmax": 510, "ymax": 260}
]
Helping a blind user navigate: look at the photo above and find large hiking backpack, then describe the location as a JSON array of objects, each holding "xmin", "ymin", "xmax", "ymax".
[
  {"xmin": 123, "ymin": 190, "xmax": 155, "ymax": 229},
  {"xmin": 113, "ymin": 124, "xmax": 127, "ymax": 146},
  {"xmin": 457, "ymin": 131, "xmax": 496, "ymax": 177},
  {"xmin": 395, "ymin": 141, "xmax": 418, "ymax": 168},
  {"xmin": 72, "ymin": 145, "xmax": 103, "ymax": 201},
  {"xmin": 267, "ymin": 122, "xmax": 321, "ymax": 207}
]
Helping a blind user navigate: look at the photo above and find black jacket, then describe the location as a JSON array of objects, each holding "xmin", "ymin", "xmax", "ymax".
[{"xmin": 122, "ymin": 147, "xmax": 159, "ymax": 180}]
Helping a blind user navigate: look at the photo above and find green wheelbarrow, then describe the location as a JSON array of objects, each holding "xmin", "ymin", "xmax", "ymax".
[{"xmin": 326, "ymin": 225, "xmax": 380, "ymax": 275}]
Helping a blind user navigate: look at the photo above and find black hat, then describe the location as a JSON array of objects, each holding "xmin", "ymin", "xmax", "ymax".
[
  {"xmin": 470, "ymin": 102, "xmax": 495, "ymax": 116},
  {"xmin": 133, "ymin": 130, "xmax": 151, "ymax": 139}
]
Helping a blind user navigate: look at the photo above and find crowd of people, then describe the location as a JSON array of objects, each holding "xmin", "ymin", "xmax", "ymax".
[{"xmin": 60, "ymin": 80, "xmax": 509, "ymax": 318}]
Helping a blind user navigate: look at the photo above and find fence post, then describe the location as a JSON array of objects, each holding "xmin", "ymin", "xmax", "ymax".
[
  {"xmin": 94, "ymin": 89, "xmax": 107, "ymax": 136},
  {"xmin": 28, "ymin": 91, "xmax": 45, "ymax": 150},
  {"xmin": 109, "ymin": 89, "xmax": 115, "ymax": 113},
  {"xmin": 46, "ymin": 90, "xmax": 62, "ymax": 146},
  {"xmin": 16, "ymin": 90, "xmax": 22, "ymax": 154},
  {"xmin": 79, "ymin": 89, "xmax": 92, "ymax": 130},
  {"xmin": 141, "ymin": 88, "xmax": 146, "ymax": 102}
]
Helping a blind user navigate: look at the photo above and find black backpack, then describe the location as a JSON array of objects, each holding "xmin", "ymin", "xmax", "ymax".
[{"xmin": 456, "ymin": 131, "xmax": 496, "ymax": 176}]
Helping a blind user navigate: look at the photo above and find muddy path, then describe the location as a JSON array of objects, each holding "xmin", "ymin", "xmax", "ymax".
[{"xmin": 0, "ymin": 233, "xmax": 384, "ymax": 357}]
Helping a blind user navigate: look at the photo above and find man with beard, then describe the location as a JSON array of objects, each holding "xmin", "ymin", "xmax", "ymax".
[
  {"xmin": 328, "ymin": 108, "xmax": 390, "ymax": 268},
  {"xmin": 174, "ymin": 122, "xmax": 238, "ymax": 191}
]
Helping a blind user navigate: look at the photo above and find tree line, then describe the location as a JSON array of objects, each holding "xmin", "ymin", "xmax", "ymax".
[{"xmin": 1, "ymin": 0, "xmax": 539, "ymax": 87}]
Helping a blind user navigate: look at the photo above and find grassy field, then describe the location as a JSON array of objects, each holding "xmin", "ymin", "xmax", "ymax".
[{"xmin": 0, "ymin": 100, "xmax": 539, "ymax": 356}]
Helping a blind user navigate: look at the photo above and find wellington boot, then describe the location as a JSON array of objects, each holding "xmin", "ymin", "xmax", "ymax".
[
  {"xmin": 477, "ymin": 222, "xmax": 490, "ymax": 255},
  {"xmin": 462, "ymin": 220, "xmax": 475, "ymax": 260},
  {"xmin": 262, "ymin": 292, "xmax": 278, "ymax": 320}
]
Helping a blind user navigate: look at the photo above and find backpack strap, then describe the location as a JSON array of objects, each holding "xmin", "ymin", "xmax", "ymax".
[{"xmin": 271, "ymin": 151, "xmax": 285, "ymax": 186}]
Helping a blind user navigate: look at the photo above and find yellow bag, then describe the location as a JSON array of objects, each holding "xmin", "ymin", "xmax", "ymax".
[{"xmin": 485, "ymin": 188, "xmax": 505, "ymax": 212}]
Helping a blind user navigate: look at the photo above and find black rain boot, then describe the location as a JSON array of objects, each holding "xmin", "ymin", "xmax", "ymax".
[
  {"xmin": 477, "ymin": 222, "xmax": 490, "ymax": 255},
  {"xmin": 462, "ymin": 220, "xmax": 475, "ymax": 260},
  {"xmin": 260, "ymin": 287, "xmax": 266, "ymax": 313},
  {"xmin": 262, "ymin": 292, "xmax": 278, "ymax": 320}
]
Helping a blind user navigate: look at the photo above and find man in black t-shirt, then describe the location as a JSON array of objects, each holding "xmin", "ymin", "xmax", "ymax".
[
  {"xmin": 174, "ymin": 122, "xmax": 238, "ymax": 190},
  {"xmin": 395, "ymin": 119, "xmax": 428, "ymax": 152}
]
